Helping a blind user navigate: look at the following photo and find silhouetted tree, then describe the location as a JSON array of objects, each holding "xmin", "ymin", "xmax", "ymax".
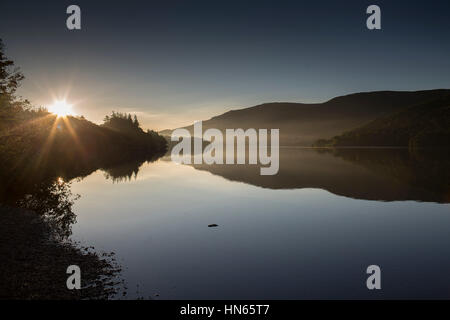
[
  {"xmin": 0, "ymin": 38, "xmax": 167, "ymax": 194},
  {"xmin": 0, "ymin": 39, "xmax": 24, "ymax": 106}
]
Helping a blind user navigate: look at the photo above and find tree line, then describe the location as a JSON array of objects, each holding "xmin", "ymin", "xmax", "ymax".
[{"xmin": 0, "ymin": 38, "xmax": 167, "ymax": 191}]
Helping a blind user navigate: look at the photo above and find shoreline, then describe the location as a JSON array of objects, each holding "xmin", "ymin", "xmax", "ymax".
[{"xmin": 0, "ymin": 204, "xmax": 123, "ymax": 299}]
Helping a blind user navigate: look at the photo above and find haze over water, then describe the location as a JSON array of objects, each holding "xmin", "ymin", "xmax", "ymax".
[{"xmin": 69, "ymin": 148, "xmax": 450, "ymax": 299}]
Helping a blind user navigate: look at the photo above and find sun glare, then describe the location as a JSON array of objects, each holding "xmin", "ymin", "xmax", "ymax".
[{"xmin": 48, "ymin": 100, "xmax": 74, "ymax": 117}]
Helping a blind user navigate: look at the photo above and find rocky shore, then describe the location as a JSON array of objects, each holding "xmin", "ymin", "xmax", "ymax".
[{"xmin": 0, "ymin": 204, "xmax": 123, "ymax": 299}]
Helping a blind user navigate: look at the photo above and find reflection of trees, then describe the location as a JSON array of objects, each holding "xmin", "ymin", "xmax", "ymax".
[
  {"xmin": 3, "ymin": 177, "xmax": 125, "ymax": 299},
  {"xmin": 103, "ymin": 160, "xmax": 143, "ymax": 183},
  {"xmin": 16, "ymin": 179, "xmax": 78, "ymax": 240},
  {"xmin": 102, "ymin": 151, "xmax": 166, "ymax": 183},
  {"xmin": 190, "ymin": 147, "xmax": 449, "ymax": 203},
  {"xmin": 0, "ymin": 150, "xmax": 172, "ymax": 298},
  {"xmin": 326, "ymin": 148, "xmax": 450, "ymax": 203}
]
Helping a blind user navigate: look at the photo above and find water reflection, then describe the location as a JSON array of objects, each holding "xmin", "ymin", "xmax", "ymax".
[
  {"xmin": 69, "ymin": 149, "xmax": 450, "ymax": 299},
  {"xmin": 102, "ymin": 153, "xmax": 166, "ymax": 183},
  {"xmin": 15, "ymin": 179, "xmax": 79, "ymax": 239},
  {"xmin": 98, "ymin": 146, "xmax": 449, "ymax": 204},
  {"xmin": 5, "ymin": 147, "xmax": 447, "ymax": 298},
  {"xmin": 103, "ymin": 160, "xmax": 143, "ymax": 183},
  {"xmin": 186, "ymin": 148, "xmax": 450, "ymax": 203},
  {"xmin": 0, "ymin": 150, "xmax": 166, "ymax": 299},
  {"xmin": 0, "ymin": 177, "xmax": 126, "ymax": 299}
]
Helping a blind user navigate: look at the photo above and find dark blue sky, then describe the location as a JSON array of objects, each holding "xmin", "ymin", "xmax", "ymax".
[{"xmin": 1, "ymin": 0, "xmax": 449, "ymax": 129}]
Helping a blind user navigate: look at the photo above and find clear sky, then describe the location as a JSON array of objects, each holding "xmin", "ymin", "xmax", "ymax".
[{"xmin": 1, "ymin": 0, "xmax": 449, "ymax": 130}]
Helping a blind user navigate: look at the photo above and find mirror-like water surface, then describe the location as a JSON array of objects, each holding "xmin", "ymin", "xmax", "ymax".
[{"xmin": 69, "ymin": 148, "xmax": 450, "ymax": 299}]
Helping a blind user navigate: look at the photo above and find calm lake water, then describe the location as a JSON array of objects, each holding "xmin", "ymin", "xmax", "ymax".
[{"xmin": 69, "ymin": 148, "xmax": 450, "ymax": 299}]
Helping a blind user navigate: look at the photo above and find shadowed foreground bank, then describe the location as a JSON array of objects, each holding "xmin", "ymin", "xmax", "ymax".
[{"xmin": 0, "ymin": 204, "xmax": 123, "ymax": 299}]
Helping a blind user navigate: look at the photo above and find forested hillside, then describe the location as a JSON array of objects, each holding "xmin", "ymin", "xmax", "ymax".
[{"xmin": 314, "ymin": 95, "xmax": 450, "ymax": 148}]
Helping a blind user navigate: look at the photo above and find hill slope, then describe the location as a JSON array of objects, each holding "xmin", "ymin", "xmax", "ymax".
[
  {"xmin": 161, "ymin": 89, "xmax": 450, "ymax": 146},
  {"xmin": 315, "ymin": 95, "xmax": 450, "ymax": 147},
  {"xmin": 0, "ymin": 112, "xmax": 167, "ymax": 190}
]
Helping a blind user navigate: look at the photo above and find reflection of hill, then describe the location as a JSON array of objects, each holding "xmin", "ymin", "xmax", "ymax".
[
  {"xmin": 190, "ymin": 148, "xmax": 449, "ymax": 203},
  {"xmin": 328, "ymin": 148, "xmax": 450, "ymax": 202}
]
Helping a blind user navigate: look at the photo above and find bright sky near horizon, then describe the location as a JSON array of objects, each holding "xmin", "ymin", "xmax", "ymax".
[{"xmin": 1, "ymin": 0, "xmax": 450, "ymax": 131}]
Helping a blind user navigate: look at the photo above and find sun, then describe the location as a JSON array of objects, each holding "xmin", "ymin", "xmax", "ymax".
[{"xmin": 48, "ymin": 100, "xmax": 75, "ymax": 117}]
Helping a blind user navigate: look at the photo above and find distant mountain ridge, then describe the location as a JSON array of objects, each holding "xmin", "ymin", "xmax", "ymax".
[
  {"xmin": 315, "ymin": 94, "xmax": 450, "ymax": 147},
  {"xmin": 160, "ymin": 89, "xmax": 450, "ymax": 146}
]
